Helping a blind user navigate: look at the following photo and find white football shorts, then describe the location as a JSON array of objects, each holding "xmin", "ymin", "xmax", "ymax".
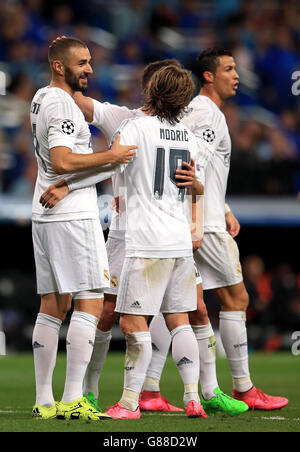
[
  {"xmin": 115, "ymin": 256, "xmax": 197, "ymax": 316},
  {"xmin": 104, "ymin": 235, "xmax": 125, "ymax": 296},
  {"xmin": 194, "ymin": 232, "xmax": 243, "ymax": 291},
  {"xmin": 32, "ymin": 219, "xmax": 110, "ymax": 297},
  {"xmin": 105, "ymin": 235, "xmax": 202, "ymax": 296}
]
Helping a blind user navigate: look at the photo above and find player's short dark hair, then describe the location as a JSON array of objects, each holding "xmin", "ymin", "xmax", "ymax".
[
  {"xmin": 145, "ymin": 65, "xmax": 195, "ymax": 125},
  {"xmin": 48, "ymin": 36, "xmax": 87, "ymax": 65},
  {"xmin": 141, "ymin": 59, "xmax": 182, "ymax": 95},
  {"xmin": 196, "ymin": 48, "xmax": 233, "ymax": 85}
]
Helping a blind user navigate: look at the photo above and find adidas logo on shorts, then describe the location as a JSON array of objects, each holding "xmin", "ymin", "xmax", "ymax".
[{"xmin": 131, "ymin": 300, "xmax": 142, "ymax": 309}]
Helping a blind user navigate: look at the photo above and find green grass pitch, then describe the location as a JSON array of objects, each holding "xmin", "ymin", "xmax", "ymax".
[{"xmin": 0, "ymin": 352, "xmax": 299, "ymax": 433}]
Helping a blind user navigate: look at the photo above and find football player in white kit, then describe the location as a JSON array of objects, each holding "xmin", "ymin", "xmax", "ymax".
[
  {"xmin": 30, "ymin": 37, "xmax": 137, "ymax": 420},
  {"xmin": 147, "ymin": 48, "xmax": 288, "ymax": 412},
  {"xmin": 40, "ymin": 54, "xmax": 248, "ymax": 415},
  {"xmin": 104, "ymin": 64, "xmax": 207, "ymax": 419}
]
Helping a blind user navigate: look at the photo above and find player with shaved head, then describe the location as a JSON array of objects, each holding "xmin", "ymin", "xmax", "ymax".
[{"xmin": 30, "ymin": 37, "xmax": 136, "ymax": 421}]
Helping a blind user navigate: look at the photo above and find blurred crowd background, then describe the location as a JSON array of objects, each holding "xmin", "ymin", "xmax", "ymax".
[{"xmin": 0, "ymin": 0, "xmax": 300, "ymax": 353}]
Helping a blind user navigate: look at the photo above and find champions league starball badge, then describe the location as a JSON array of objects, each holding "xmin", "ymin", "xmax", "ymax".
[
  {"xmin": 61, "ymin": 119, "xmax": 75, "ymax": 135},
  {"xmin": 203, "ymin": 128, "xmax": 216, "ymax": 143}
]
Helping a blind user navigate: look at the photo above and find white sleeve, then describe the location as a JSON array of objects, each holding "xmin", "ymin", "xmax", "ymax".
[
  {"xmin": 47, "ymin": 98, "xmax": 78, "ymax": 150},
  {"xmin": 66, "ymin": 162, "xmax": 125, "ymax": 192},
  {"xmin": 182, "ymin": 107, "xmax": 223, "ymax": 180},
  {"xmin": 90, "ymin": 99, "xmax": 104, "ymax": 127},
  {"xmin": 91, "ymin": 100, "xmax": 133, "ymax": 136}
]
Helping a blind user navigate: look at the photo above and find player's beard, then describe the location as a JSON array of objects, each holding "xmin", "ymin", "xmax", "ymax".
[{"xmin": 65, "ymin": 66, "xmax": 88, "ymax": 93}]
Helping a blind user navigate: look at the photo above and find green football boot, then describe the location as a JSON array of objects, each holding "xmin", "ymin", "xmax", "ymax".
[
  {"xmin": 201, "ymin": 387, "xmax": 249, "ymax": 416},
  {"xmin": 84, "ymin": 392, "xmax": 101, "ymax": 412}
]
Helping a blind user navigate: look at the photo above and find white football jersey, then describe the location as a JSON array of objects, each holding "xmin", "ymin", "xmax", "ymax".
[
  {"xmin": 91, "ymin": 100, "xmax": 146, "ymax": 239},
  {"xmin": 182, "ymin": 95, "xmax": 231, "ymax": 232},
  {"xmin": 116, "ymin": 115, "xmax": 202, "ymax": 258},
  {"xmin": 31, "ymin": 86, "xmax": 98, "ymax": 222}
]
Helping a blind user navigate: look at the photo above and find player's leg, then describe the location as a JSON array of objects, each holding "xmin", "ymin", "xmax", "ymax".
[
  {"xmin": 48, "ymin": 219, "xmax": 113, "ymax": 420},
  {"xmin": 215, "ymin": 282, "xmax": 288, "ymax": 410},
  {"xmin": 57, "ymin": 292, "xmax": 112, "ymax": 420},
  {"xmin": 105, "ymin": 258, "xmax": 171, "ymax": 419},
  {"xmin": 139, "ymin": 312, "xmax": 184, "ymax": 412},
  {"xmin": 105, "ymin": 314, "xmax": 152, "ymax": 419},
  {"xmin": 214, "ymin": 281, "xmax": 252, "ymax": 392},
  {"xmin": 61, "ymin": 295, "xmax": 102, "ymax": 404},
  {"xmin": 83, "ymin": 293, "xmax": 117, "ymax": 402},
  {"xmin": 188, "ymin": 282, "xmax": 219, "ymax": 400},
  {"xmin": 189, "ymin": 282, "xmax": 248, "ymax": 415},
  {"xmin": 164, "ymin": 312, "xmax": 207, "ymax": 418},
  {"xmin": 32, "ymin": 292, "xmax": 72, "ymax": 418},
  {"xmin": 31, "ymin": 221, "xmax": 71, "ymax": 418},
  {"xmin": 142, "ymin": 313, "xmax": 171, "ymax": 393},
  {"xmin": 162, "ymin": 257, "xmax": 207, "ymax": 418},
  {"xmin": 196, "ymin": 233, "xmax": 251, "ymax": 389},
  {"xmin": 83, "ymin": 235, "xmax": 124, "ymax": 401}
]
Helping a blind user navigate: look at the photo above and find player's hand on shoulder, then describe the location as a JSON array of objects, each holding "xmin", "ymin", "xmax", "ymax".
[
  {"xmin": 110, "ymin": 133, "xmax": 137, "ymax": 164},
  {"xmin": 39, "ymin": 180, "xmax": 69, "ymax": 209}
]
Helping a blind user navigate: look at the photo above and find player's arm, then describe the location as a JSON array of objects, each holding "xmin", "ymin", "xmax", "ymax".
[
  {"xmin": 73, "ymin": 92, "xmax": 94, "ymax": 123},
  {"xmin": 41, "ymin": 122, "xmax": 136, "ymax": 208},
  {"xmin": 225, "ymin": 203, "xmax": 241, "ymax": 238},
  {"xmin": 191, "ymin": 194, "xmax": 203, "ymax": 252},
  {"xmin": 50, "ymin": 134, "xmax": 136, "ymax": 174},
  {"xmin": 39, "ymin": 160, "xmax": 125, "ymax": 207},
  {"xmin": 40, "ymin": 150, "xmax": 128, "ymax": 210},
  {"xmin": 46, "ymin": 96, "xmax": 136, "ymax": 174},
  {"xmin": 190, "ymin": 160, "xmax": 204, "ymax": 252}
]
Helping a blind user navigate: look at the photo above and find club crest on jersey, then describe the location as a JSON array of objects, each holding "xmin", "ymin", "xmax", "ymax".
[
  {"xmin": 61, "ymin": 119, "xmax": 75, "ymax": 135},
  {"xmin": 111, "ymin": 276, "xmax": 118, "ymax": 287},
  {"xmin": 203, "ymin": 128, "xmax": 216, "ymax": 143}
]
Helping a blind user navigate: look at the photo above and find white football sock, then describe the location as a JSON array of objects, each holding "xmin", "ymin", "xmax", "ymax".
[
  {"xmin": 219, "ymin": 311, "xmax": 253, "ymax": 392},
  {"xmin": 83, "ymin": 328, "xmax": 112, "ymax": 399},
  {"xmin": 171, "ymin": 325, "xmax": 200, "ymax": 406},
  {"xmin": 192, "ymin": 323, "xmax": 219, "ymax": 400},
  {"xmin": 120, "ymin": 331, "xmax": 152, "ymax": 411},
  {"xmin": 62, "ymin": 311, "xmax": 98, "ymax": 403},
  {"xmin": 143, "ymin": 313, "xmax": 171, "ymax": 392},
  {"xmin": 32, "ymin": 313, "xmax": 62, "ymax": 407}
]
